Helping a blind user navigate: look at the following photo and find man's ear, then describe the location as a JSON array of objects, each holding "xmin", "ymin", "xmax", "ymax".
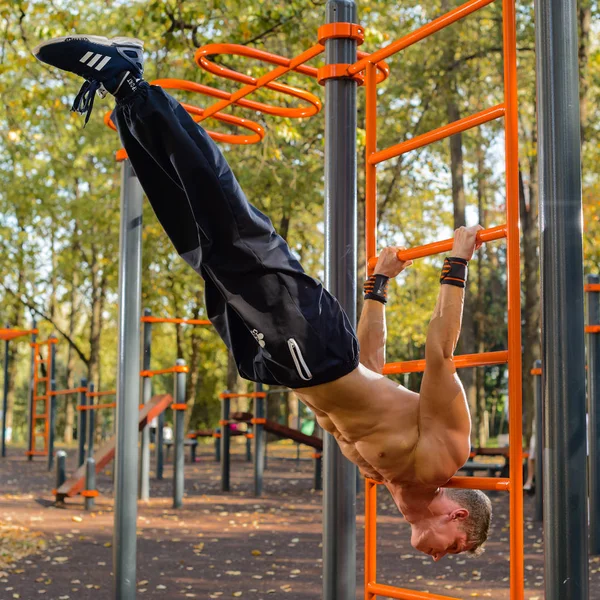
[{"xmin": 451, "ymin": 508, "xmax": 469, "ymax": 521}]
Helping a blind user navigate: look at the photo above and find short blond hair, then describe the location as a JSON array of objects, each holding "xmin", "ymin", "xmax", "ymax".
[{"xmin": 446, "ymin": 488, "xmax": 492, "ymax": 556}]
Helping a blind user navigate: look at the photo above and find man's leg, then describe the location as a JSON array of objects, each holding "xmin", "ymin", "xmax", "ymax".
[{"xmin": 113, "ymin": 84, "xmax": 359, "ymax": 388}]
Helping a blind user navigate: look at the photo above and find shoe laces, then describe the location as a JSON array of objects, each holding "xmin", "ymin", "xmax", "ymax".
[{"xmin": 71, "ymin": 79, "xmax": 101, "ymax": 126}]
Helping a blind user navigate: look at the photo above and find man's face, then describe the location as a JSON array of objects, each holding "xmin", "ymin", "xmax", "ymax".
[{"xmin": 410, "ymin": 516, "xmax": 471, "ymax": 562}]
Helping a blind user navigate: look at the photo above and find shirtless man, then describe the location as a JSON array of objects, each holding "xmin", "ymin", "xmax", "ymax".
[{"xmin": 35, "ymin": 34, "xmax": 491, "ymax": 561}]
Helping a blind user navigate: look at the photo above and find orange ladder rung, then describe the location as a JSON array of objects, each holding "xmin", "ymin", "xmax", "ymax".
[{"xmin": 383, "ymin": 350, "xmax": 508, "ymax": 375}]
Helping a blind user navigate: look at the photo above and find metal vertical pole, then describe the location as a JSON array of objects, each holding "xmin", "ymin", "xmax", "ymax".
[
  {"xmin": 55, "ymin": 449, "xmax": 67, "ymax": 489},
  {"xmin": 87, "ymin": 383, "xmax": 96, "ymax": 459},
  {"xmin": 253, "ymin": 384, "xmax": 265, "ymax": 497},
  {"xmin": 587, "ymin": 274, "xmax": 600, "ymax": 555},
  {"xmin": 85, "ymin": 457, "xmax": 97, "ymax": 511},
  {"xmin": 47, "ymin": 336, "xmax": 57, "ymax": 471},
  {"xmin": 1, "ymin": 325, "xmax": 10, "ymax": 458},
  {"xmin": 221, "ymin": 395, "xmax": 231, "ymax": 492},
  {"xmin": 533, "ymin": 361, "xmax": 543, "ymax": 522},
  {"xmin": 535, "ymin": 1, "xmax": 589, "ymax": 596},
  {"xmin": 323, "ymin": 2, "xmax": 357, "ymax": 597},
  {"xmin": 77, "ymin": 379, "xmax": 88, "ymax": 468},
  {"xmin": 27, "ymin": 322, "xmax": 37, "ymax": 460},
  {"xmin": 296, "ymin": 398, "xmax": 301, "ymax": 462},
  {"xmin": 113, "ymin": 159, "xmax": 143, "ymax": 600},
  {"xmin": 139, "ymin": 308, "xmax": 152, "ymax": 501},
  {"xmin": 173, "ymin": 359, "xmax": 186, "ymax": 509},
  {"xmin": 156, "ymin": 410, "xmax": 165, "ymax": 480}
]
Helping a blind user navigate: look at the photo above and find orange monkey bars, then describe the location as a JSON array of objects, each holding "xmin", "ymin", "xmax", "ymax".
[
  {"xmin": 140, "ymin": 316, "xmax": 211, "ymax": 326},
  {"xmin": 0, "ymin": 328, "xmax": 38, "ymax": 342}
]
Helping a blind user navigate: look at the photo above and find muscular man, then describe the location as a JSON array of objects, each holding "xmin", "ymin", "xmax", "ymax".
[{"xmin": 35, "ymin": 35, "xmax": 491, "ymax": 560}]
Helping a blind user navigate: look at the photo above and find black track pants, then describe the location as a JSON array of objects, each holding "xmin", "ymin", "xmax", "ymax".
[{"xmin": 113, "ymin": 83, "xmax": 359, "ymax": 388}]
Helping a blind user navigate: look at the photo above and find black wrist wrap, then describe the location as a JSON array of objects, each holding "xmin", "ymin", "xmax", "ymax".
[
  {"xmin": 440, "ymin": 257, "xmax": 468, "ymax": 288},
  {"xmin": 364, "ymin": 274, "xmax": 390, "ymax": 304}
]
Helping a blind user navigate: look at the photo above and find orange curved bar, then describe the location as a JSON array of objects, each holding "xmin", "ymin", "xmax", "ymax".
[
  {"xmin": 49, "ymin": 387, "xmax": 87, "ymax": 397},
  {"xmin": 140, "ymin": 316, "xmax": 212, "ymax": 326},
  {"xmin": 86, "ymin": 389, "xmax": 116, "ymax": 398},
  {"xmin": 350, "ymin": 0, "xmax": 496, "ymax": 76},
  {"xmin": 140, "ymin": 365, "xmax": 190, "ymax": 378},
  {"xmin": 368, "ymin": 225, "xmax": 507, "ymax": 270},
  {"xmin": 444, "ymin": 476, "xmax": 511, "ymax": 492},
  {"xmin": 0, "ymin": 328, "xmax": 38, "ymax": 342},
  {"xmin": 367, "ymin": 582, "xmax": 460, "ymax": 600},
  {"xmin": 585, "ymin": 284, "xmax": 600, "ymax": 292},
  {"xmin": 219, "ymin": 392, "xmax": 267, "ymax": 399},
  {"xmin": 586, "ymin": 325, "xmax": 600, "ymax": 334},
  {"xmin": 383, "ymin": 350, "xmax": 508, "ymax": 375},
  {"xmin": 369, "ymin": 104, "xmax": 505, "ymax": 166}
]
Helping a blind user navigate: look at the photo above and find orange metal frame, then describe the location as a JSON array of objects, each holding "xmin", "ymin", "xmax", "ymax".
[
  {"xmin": 102, "ymin": 2, "xmax": 522, "ymax": 596},
  {"xmin": 27, "ymin": 338, "xmax": 58, "ymax": 457}
]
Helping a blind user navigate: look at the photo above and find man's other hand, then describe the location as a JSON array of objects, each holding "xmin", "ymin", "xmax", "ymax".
[
  {"xmin": 374, "ymin": 246, "xmax": 414, "ymax": 278},
  {"xmin": 451, "ymin": 225, "xmax": 484, "ymax": 261}
]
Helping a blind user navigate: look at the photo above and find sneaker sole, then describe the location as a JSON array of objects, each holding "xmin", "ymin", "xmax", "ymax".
[{"xmin": 33, "ymin": 34, "xmax": 144, "ymax": 56}]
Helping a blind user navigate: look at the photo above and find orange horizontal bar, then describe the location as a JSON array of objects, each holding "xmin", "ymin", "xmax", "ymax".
[
  {"xmin": 350, "ymin": 0, "xmax": 496, "ymax": 75},
  {"xmin": 370, "ymin": 104, "xmax": 505, "ymax": 165},
  {"xmin": 251, "ymin": 418, "xmax": 267, "ymax": 425},
  {"xmin": 86, "ymin": 389, "xmax": 116, "ymax": 398},
  {"xmin": 81, "ymin": 490, "xmax": 100, "ymax": 498},
  {"xmin": 77, "ymin": 403, "xmax": 117, "ymax": 411},
  {"xmin": 0, "ymin": 328, "xmax": 38, "ymax": 341},
  {"xmin": 368, "ymin": 225, "xmax": 506, "ymax": 269},
  {"xmin": 49, "ymin": 387, "xmax": 87, "ymax": 396},
  {"xmin": 25, "ymin": 450, "xmax": 48, "ymax": 456},
  {"xmin": 219, "ymin": 392, "xmax": 267, "ymax": 399},
  {"xmin": 171, "ymin": 403, "xmax": 188, "ymax": 411},
  {"xmin": 140, "ymin": 365, "xmax": 189, "ymax": 377},
  {"xmin": 444, "ymin": 476, "xmax": 510, "ymax": 491},
  {"xmin": 367, "ymin": 582, "xmax": 460, "ymax": 600},
  {"xmin": 585, "ymin": 284, "xmax": 600, "ymax": 292},
  {"xmin": 531, "ymin": 368, "xmax": 542, "ymax": 375},
  {"xmin": 140, "ymin": 316, "xmax": 212, "ymax": 326},
  {"xmin": 586, "ymin": 325, "xmax": 600, "ymax": 334},
  {"xmin": 383, "ymin": 350, "xmax": 508, "ymax": 375},
  {"xmin": 34, "ymin": 395, "xmax": 49, "ymax": 400}
]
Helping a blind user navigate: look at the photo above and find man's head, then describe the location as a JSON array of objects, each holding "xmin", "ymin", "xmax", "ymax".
[{"xmin": 410, "ymin": 489, "xmax": 492, "ymax": 561}]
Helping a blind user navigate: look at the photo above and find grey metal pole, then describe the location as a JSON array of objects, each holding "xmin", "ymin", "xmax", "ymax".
[
  {"xmin": 587, "ymin": 274, "xmax": 600, "ymax": 555},
  {"xmin": 253, "ymin": 384, "xmax": 265, "ymax": 497},
  {"xmin": 77, "ymin": 379, "xmax": 88, "ymax": 468},
  {"xmin": 220, "ymin": 394, "xmax": 231, "ymax": 492},
  {"xmin": 1, "ymin": 325, "xmax": 10, "ymax": 458},
  {"xmin": 47, "ymin": 336, "xmax": 57, "ymax": 472},
  {"xmin": 156, "ymin": 409, "xmax": 165, "ymax": 480},
  {"xmin": 113, "ymin": 159, "xmax": 143, "ymax": 600},
  {"xmin": 173, "ymin": 359, "xmax": 186, "ymax": 509},
  {"xmin": 296, "ymin": 398, "xmax": 301, "ymax": 462},
  {"xmin": 323, "ymin": 2, "xmax": 358, "ymax": 597},
  {"xmin": 214, "ymin": 433, "xmax": 220, "ymax": 462},
  {"xmin": 535, "ymin": 0, "xmax": 589, "ymax": 596},
  {"xmin": 56, "ymin": 449, "xmax": 67, "ymax": 489},
  {"xmin": 139, "ymin": 308, "xmax": 152, "ymax": 501},
  {"xmin": 85, "ymin": 456, "xmax": 96, "ymax": 511},
  {"xmin": 314, "ymin": 451, "xmax": 323, "ymax": 492},
  {"xmin": 533, "ymin": 361, "xmax": 543, "ymax": 522},
  {"xmin": 87, "ymin": 382, "xmax": 95, "ymax": 459}
]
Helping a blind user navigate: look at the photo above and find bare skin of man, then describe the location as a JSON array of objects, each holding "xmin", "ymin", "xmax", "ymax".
[{"xmin": 295, "ymin": 225, "xmax": 492, "ymax": 561}]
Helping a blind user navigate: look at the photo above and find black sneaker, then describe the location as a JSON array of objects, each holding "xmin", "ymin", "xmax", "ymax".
[{"xmin": 33, "ymin": 34, "xmax": 144, "ymax": 124}]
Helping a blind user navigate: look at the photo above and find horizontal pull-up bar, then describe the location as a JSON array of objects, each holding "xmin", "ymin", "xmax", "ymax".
[
  {"xmin": 77, "ymin": 402, "xmax": 117, "ymax": 411},
  {"xmin": 350, "ymin": 0, "xmax": 495, "ymax": 77},
  {"xmin": 367, "ymin": 581, "xmax": 460, "ymax": 600},
  {"xmin": 445, "ymin": 476, "xmax": 510, "ymax": 491},
  {"xmin": 369, "ymin": 104, "xmax": 505, "ymax": 165},
  {"xmin": 0, "ymin": 328, "xmax": 38, "ymax": 341},
  {"xmin": 86, "ymin": 389, "xmax": 116, "ymax": 398},
  {"xmin": 219, "ymin": 391, "xmax": 267, "ymax": 399},
  {"xmin": 140, "ymin": 365, "xmax": 190, "ymax": 378},
  {"xmin": 368, "ymin": 225, "xmax": 506, "ymax": 270},
  {"xmin": 140, "ymin": 316, "xmax": 212, "ymax": 326},
  {"xmin": 585, "ymin": 283, "xmax": 600, "ymax": 292},
  {"xmin": 586, "ymin": 325, "xmax": 600, "ymax": 334},
  {"xmin": 49, "ymin": 387, "xmax": 87, "ymax": 397},
  {"xmin": 383, "ymin": 350, "xmax": 508, "ymax": 375}
]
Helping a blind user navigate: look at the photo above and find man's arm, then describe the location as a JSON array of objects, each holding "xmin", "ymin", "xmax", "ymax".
[
  {"xmin": 357, "ymin": 247, "xmax": 413, "ymax": 374},
  {"xmin": 414, "ymin": 226, "xmax": 483, "ymax": 482}
]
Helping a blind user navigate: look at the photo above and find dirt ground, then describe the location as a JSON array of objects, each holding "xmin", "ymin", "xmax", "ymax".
[{"xmin": 0, "ymin": 441, "xmax": 599, "ymax": 599}]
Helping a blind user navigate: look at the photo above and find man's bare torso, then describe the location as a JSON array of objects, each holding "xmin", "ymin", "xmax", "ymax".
[{"xmin": 295, "ymin": 364, "xmax": 466, "ymax": 486}]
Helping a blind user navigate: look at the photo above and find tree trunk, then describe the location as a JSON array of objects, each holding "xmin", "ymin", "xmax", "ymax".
[
  {"xmin": 519, "ymin": 165, "xmax": 540, "ymax": 443},
  {"xmin": 184, "ymin": 304, "xmax": 204, "ymax": 432},
  {"xmin": 579, "ymin": 2, "xmax": 591, "ymax": 143},
  {"xmin": 226, "ymin": 351, "xmax": 242, "ymax": 413},
  {"xmin": 63, "ymin": 278, "xmax": 78, "ymax": 443}
]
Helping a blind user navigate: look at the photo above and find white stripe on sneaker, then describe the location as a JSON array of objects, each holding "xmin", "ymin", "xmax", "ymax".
[
  {"xmin": 95, "ymin": 56, "xmax": 111, "ymax": 70},
  {"xmin": 79, "ymin": 51, "xmax": 94, "ymax": 63},
  {"xmin": 86, "ymin": 53, "xmax": 103, "ymax": 67}
]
